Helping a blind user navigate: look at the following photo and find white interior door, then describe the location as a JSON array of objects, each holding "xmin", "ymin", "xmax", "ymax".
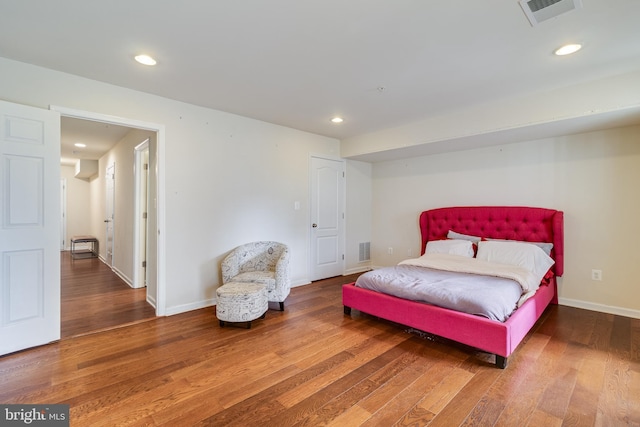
[
  {"xmin": 310, "ymin": 156, "xmax": 345, "ymax": 281},
  {"xmin": 105, "ymin": 163, "xmax": 115, "ymax": 267},
  {"xmin": 134, "ymin": 139, "xmax": 149, "ymax": 289},
  {"xmin": 0, "ymin": 100, "xmax": 61, "ymax": 356}
]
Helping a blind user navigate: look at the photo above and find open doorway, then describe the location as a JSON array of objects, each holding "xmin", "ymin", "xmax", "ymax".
[{"xmin": 56, "ymin": 106, "xmax": 165, "ymax": 337}]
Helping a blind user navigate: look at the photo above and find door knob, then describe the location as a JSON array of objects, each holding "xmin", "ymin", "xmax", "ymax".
[{"xmin": 312, "ymin": 223, "xmax": 317, "ymax": 228}]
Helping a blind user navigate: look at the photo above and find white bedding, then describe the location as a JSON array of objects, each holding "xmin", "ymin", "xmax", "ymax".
[
  {"xmin": 355, "ymin": 253, "xmax": 546, "ymax": 322},
  {"xmin": 400, "ymin": 253, "xmax": 543, "ymax": 294}
]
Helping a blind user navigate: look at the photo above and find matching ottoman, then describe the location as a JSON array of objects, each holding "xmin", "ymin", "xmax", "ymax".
[{"xmin": 216, "ymin": 282, "xmax": 268, "ymax": 329}]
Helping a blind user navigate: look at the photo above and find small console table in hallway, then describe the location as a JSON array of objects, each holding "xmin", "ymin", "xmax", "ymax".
[{"xmin": 70, "ymin": 235, "xmax": 99, "ymax": 259}]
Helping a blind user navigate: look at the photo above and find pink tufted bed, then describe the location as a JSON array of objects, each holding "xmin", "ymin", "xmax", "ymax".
[{"xmin": 342, "ymin": 206, "xmax": 564, "ymax": 368}]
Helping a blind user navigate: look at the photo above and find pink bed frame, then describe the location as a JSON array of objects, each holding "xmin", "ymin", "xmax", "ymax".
[{"xmin": 342, "ymin": 206, "xmax": 564, "ymax": 368}]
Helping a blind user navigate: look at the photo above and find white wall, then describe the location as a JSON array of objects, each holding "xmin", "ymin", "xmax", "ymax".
[
  {"xmin": 0, "ymin": 57, "xmax": 346, "ymax": 315},
  {"xmin": 345, "ymin": 160, "xmax": 372, "ymax": 274},
  {"xmin": 371, "ymin": 125, "xmax": 640, "ymax": 318},
  {"xmin": 60, "ymin": 165, "xmax": 91, "ymax": 249}
]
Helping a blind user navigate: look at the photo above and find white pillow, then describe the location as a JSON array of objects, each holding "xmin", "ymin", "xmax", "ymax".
[
  {"xmin": 447, "ymin": 230, "xmax": 481, "ymax": 243},
  {"xmin": 485, "ymin": 238, "xmax": 553, "ymax": 256},
  {"xmin": 476, "ymin": 240, "xmax": 554, "ymax": 283},
  {"xmin": 425, "ymin": 239, "xmax": 475, "ymax": 258}
]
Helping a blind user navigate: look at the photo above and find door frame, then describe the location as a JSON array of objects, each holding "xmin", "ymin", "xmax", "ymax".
[
  {"xmin": 133, "ymin": 138, "xmax": 149, "ymax": 289},
  {"xmin": 105, "ymin": 162, "xmax": 115, "ymax": 268},
  {"xmin": 60, "ymin": 178, "xmax": 67, "ymax": 250},
  {"xmin": 50, "ymin": 106, "xmax": 167, "ymax": 316}
]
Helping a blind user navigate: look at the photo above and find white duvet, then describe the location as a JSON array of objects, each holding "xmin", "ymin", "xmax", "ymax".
[
  {"xmin": 399, "ymin": 253, "xmax": 543, "ymax": 294},
  {"xmin": 355, "ymin": 253, "xmax": 545, "ymax": 322}
]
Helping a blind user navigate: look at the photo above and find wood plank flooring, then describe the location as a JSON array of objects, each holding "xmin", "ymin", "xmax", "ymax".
[
  {"xmin": 61, "ymin": 250, "xmax": 156, "ymax": 338},
  {"xmin": 2, "ymin": 272, "xmax": 639, "ymax": 426}
]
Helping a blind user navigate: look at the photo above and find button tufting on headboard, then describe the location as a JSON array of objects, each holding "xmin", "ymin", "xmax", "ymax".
[{"xmin": 419, "ymin": 206, "xmax": 564, "ymax": 276}]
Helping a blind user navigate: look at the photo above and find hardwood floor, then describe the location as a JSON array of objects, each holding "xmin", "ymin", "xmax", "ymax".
[
  {"xmin": 2, "ymin": 273, "xmax": 639, "ymax": 426},
  {"xmin": 61, "ymin": 250, "xmax": 156, "ymax": 338}
]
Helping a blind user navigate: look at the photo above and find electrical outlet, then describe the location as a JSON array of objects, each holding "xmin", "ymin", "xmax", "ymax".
[
  {"xmin": 591, "ymin": 269, "xmax": 602, "ymax": 281},
  {"xmin": 388, "ymin": 247, "xmax": 393, "ymax": 254}
]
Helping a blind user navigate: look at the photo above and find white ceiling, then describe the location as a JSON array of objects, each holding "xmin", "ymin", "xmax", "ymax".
[{"xmin": 1, "ymin": 1, "xmax": 640, "ymax": 162}]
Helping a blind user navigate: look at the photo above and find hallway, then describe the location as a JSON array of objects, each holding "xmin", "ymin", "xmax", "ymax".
[{"xmin": 61, "ymin": 251, "xmax": 156, "ymax": 338}]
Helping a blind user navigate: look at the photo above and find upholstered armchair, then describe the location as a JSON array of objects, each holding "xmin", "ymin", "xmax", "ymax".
[{"xmin": 221, "ymin": 241, "xmax": 290, "ymax": 310}]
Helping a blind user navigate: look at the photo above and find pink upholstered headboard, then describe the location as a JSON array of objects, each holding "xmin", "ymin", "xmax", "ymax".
[{"xmin": 419, "ymin": 206, "xmax": 564, "ymax": 276}]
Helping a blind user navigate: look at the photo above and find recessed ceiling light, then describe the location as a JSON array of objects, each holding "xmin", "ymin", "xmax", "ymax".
[
  {"xmin": 135, "ymin": 54, "xmax": 157, "ymax": 66},
  {"xmin": 331, "ymin": 117, "xmax": 344, "ymax": 123},
  {"xmin": 74, "ymin": 143, "xmax": 86, "ymax": 148},
  {"xmin": 554, "ymin": 43, "xmax": 582, "ymax": 56}
]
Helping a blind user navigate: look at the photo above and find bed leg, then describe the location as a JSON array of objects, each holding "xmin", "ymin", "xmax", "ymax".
[
  {"xmin": 496, "ymin": 355, "xmax": 508, "ymax": 369},
  {"xmin": 344, "ymin": 306, "xmax": 352, "ymax": 316}
]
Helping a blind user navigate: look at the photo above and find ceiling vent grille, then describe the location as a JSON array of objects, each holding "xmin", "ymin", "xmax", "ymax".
[{"xmin": 519, "ymin": 0, "xmax": 582, "ymax": 26}]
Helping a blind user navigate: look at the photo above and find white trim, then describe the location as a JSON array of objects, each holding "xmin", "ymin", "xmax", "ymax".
[
  {"xmin": 105, "ymin": 162, "xmax": 116, "ymax": 268},
  {"xmin": 290, "ymin": 279, "xmax": 311, "ymax": 288},
  {"xmin": 146, "ymin": 294, "xmax": 157, "ymax": 309},
  {"xmin": 308, "ymin": 152, "xmax": 344, "ymax": 162},
  {"xmin": 50, "ymin": 106, "xmax": 163, "ymax": 131},
  {"xmin": 344, "ymin": 266, "xmax": 371, "ymax": 276},
  {"xmin": 558, "ymin": 297, "xmax": 640, "ymax": 320},
  {"xmin": 133, "ymin": 139, "xmax": 150, "ymax": 289},
  {"xmin": 112, "ymin": 266, "xmax": 133, "ymax": 288},
  {"xmin": 50, "ymin": 105, "xmax": 167, "ymax": 316},
  {"xmin": 165, "ymin": 298, "xmax": 216, "ymax": 316},
  {"xmin": 60, "ymin": 178, "xmax": 67, "ymax": 250}
]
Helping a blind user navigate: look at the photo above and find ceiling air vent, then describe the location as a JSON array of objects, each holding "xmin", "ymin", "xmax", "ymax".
[{"xmin": 519, "ymin": 0, "xmax": 582, "ymax": 26}]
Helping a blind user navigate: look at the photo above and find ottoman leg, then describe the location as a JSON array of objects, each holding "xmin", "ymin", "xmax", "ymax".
[
  {"xmin": 219, "ymin": 320, "xmax": 225, "ymax": 327},
  {"xmin": 245, "ymin": 321, "xmax": 252, "ymax": 329}
]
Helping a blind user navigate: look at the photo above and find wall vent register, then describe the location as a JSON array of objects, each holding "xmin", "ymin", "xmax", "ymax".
[{"xmin": 359, "ymin": 242, "xmax": 371, "ymax": 262}]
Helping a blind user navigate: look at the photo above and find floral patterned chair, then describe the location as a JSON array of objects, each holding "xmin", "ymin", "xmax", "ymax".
[{"xmin": 221, "ymin": 241, "xmax": 290, "ymax": 310}]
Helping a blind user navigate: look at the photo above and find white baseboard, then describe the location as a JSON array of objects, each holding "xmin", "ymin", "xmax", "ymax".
[
  {"xmin": 291, "ymin": 279, "xmax": 311, "ymax": 288},
  {"xmin": 290, "ymin": 268, "xmax": 370, "ymax": 288},
  {"xmin": 146, "ymin": 294, "xmax": 157, "ymax": 309},
  {"xmin": 165, "ymin": 298, "xmax": 216, "ymax": 316},
  {"xmin": 559, "ymin": 297, "xmax": 640, "ymax": 320},
  {"xmin": 344, "ymin": 266, "xmax": 371, "ymax": 275},
  {"xmin": 112, "ymin": 266, "xmax": 133, "ymax": 288}
]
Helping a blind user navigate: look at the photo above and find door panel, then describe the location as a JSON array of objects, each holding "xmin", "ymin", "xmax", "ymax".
[
  {"xmin": 105, "ymin": 163, "xmax": 115, "ymax": 267},
  {"xmin": 310, "ymin": 157, "xmax": 344, "ymax": 281},
  {"xmin": 134, "ymin": 140, "xmax": 149, "ymax": 289},
  {"xmin": 0, "ymin": 100, "xmax": 60, "ymax": 356},
  {"xmin": 5, "ymin": 155, "xmax": 43, "ymax": 226},
  {"xmin": 4, "ymin": 250, "xmax": 44, "ymax": 323}
]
